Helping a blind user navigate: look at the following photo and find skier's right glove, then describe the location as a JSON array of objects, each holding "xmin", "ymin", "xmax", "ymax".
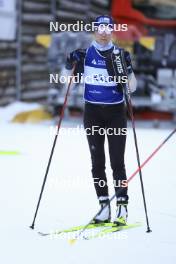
[{"xmin": 66, "ymin": 49, "xmax": 86, "ymax": 70}]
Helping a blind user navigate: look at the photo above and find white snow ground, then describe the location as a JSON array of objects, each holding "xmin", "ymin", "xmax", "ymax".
[{"xmin": 0, "ymin": 117, "xmax": 176, "ymax": 264}]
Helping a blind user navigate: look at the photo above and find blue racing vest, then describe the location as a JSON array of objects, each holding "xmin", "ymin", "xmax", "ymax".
[{"xmin": 84, "ymin": 45, "xmax": 124, "ymax": 104}]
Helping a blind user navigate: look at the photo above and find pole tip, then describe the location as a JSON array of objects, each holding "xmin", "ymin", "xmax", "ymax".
[
  {"xmin": 29, "ymin": 224, "xmax": 34, "ymax": 230},
  {"xmin": 146, "ymin": 228, "xmax": 152, "ymax": 233}
]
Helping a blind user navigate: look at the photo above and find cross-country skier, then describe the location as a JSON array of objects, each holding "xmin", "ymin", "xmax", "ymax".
[{"xmin": 66, "ymin": 15, "xmax": 137, "ymax": 225}]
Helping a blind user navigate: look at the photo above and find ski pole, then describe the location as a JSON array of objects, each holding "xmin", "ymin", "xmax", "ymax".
[
  {"xmin": 30, "ymin": 65, "xmax": 76, "ymax": 230},
  {"xmin": 120, "ymin": 50, "xmax": 151, "ymax": 233},
  {"xmin": 70, "ymin": 127, "xmax": 176, "ymax": 242}
]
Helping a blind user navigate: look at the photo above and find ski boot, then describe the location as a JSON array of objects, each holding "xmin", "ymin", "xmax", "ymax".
[
  {"xmin": 91, "ymin": 196, "xmax": 111, "ymax": 224},
  {"xmin": 114, "ymin": 197, "xmax": 128, "ymax": 226}
]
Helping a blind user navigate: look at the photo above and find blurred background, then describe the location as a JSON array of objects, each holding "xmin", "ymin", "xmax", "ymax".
[{"xmin": 0, "ymin": 0, "xmax": 176, "ymax": 124}]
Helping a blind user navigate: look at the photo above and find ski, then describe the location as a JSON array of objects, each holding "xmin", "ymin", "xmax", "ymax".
[
  {"xmin": 84, "ymin": 222, "xmax": 142, "ymax": 240},
  {"xmin": 38, "ymin": 222, "xmax": 142, "ymax": 239},
  {"xmin": 38, "ymin": 222, "xmax": 114, "ymax": 236}
]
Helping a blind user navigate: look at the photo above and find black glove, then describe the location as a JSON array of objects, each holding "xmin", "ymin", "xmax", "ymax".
[{"xmin": 66, "ymin": 49, "xmax": 86, "ymax": 70}]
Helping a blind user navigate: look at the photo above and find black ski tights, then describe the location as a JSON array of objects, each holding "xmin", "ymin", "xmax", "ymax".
[{"xmin": 84, "ymin": 102, "xmax": 128, "ymax": 200}]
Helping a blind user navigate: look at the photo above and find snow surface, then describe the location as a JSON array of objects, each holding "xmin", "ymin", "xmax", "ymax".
[{"xmin": 0, "ymin": 117, "xmax": 176, "ymax": 264}]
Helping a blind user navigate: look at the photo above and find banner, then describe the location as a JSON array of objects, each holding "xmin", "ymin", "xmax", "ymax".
[{"xmin": 0, "ymin": 0, "xmax": 16, "ymax": 40}]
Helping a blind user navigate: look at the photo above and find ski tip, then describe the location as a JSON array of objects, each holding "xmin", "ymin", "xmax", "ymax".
[
  {"xmin": 68, "ymin": 238, "xmax": 77, "ymax": 245},
  {"xmin": 38, "ymin": 232, "xmax": 48, "ymax": 236}
]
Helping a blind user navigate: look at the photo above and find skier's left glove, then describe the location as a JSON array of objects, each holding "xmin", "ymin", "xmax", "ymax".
[{"xmin": 128, "ymin": 72, "xmax": 137, "ymax": 93}]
